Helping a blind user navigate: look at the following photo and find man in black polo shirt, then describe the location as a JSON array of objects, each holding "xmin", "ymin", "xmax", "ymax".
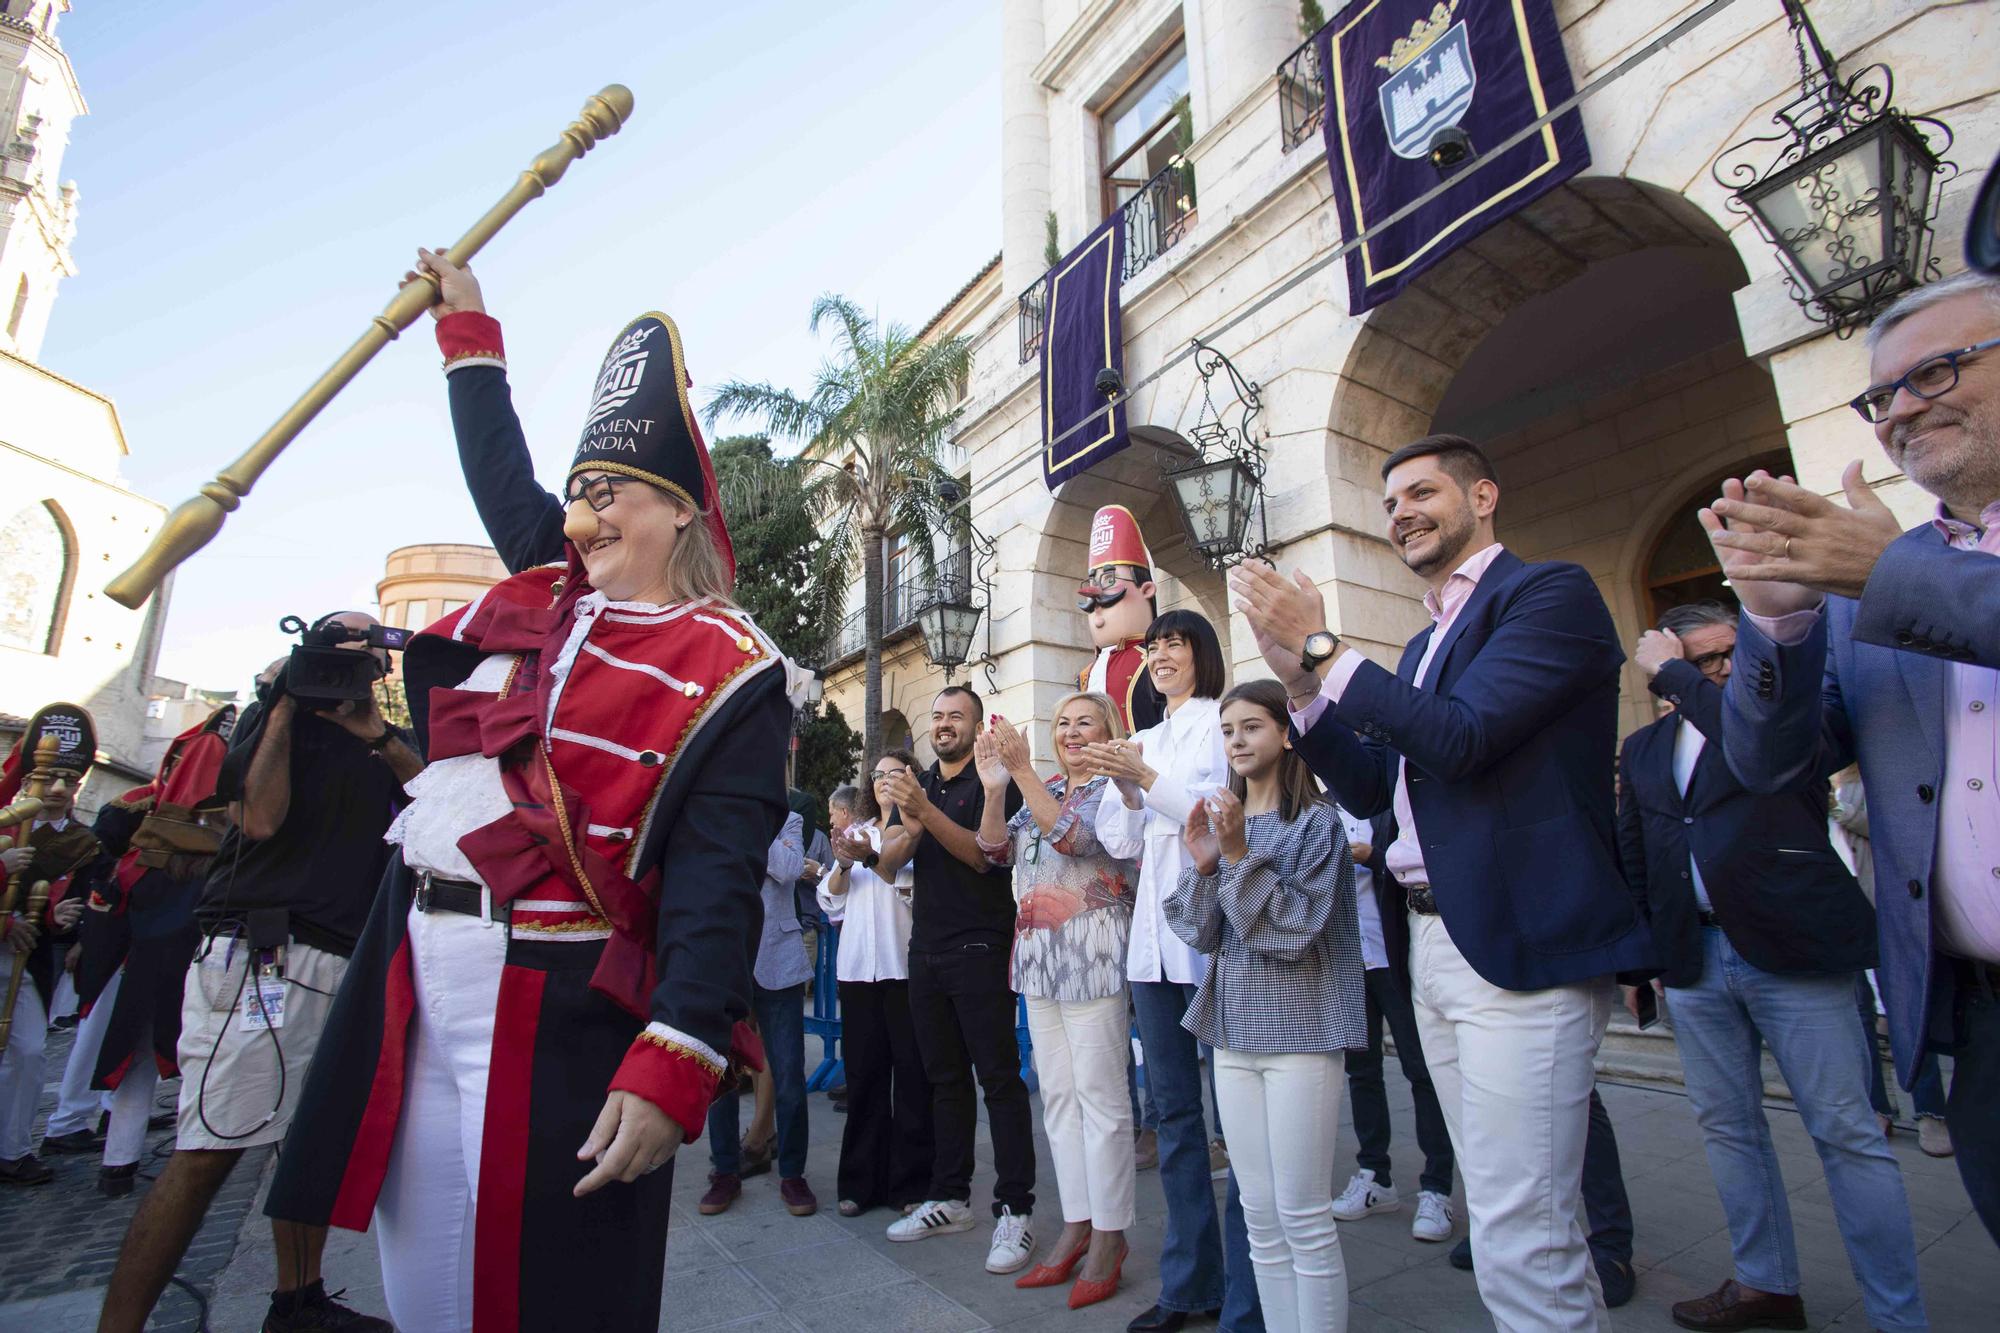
[
  {"xmin": 99, "ymin": 615, "xmax": 416, "ymax": 1333},
  {"xmin": 876, "ymin": 685, "xmax": 1036, "ymax": 1274}
]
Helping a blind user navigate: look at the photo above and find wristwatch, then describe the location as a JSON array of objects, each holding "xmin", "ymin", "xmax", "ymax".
[
  {"xmin": 1299, "ymin": 631, "xmax": 1340, "ymax": 673},
  {"xmin": 363, "ymin": 728, "xmax": 396, "ymax": 752},
  {"xmin": 861, "ymin": 850, "xmax": 880, "ymax": 870}
]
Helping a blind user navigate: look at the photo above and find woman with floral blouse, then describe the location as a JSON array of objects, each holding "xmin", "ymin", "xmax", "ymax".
[{"xmin": 975, "ymin": 694, "xmax": 1138, "ymax": 1310}]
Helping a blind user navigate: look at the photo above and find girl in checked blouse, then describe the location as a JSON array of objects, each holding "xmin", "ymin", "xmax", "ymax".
[{"xmin": 1165, "ymin": 678, "xmax": 1365, "ymax": 1333}]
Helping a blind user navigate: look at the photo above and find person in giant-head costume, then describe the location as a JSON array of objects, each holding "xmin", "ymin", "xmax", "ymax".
[
  {"xmin": 264, "ymin": 249, "xmax": 795, "ymax": 1333},
  {"xmin": 1076, "ymin": 504, "xmax": 1166, "ymax": 733}
]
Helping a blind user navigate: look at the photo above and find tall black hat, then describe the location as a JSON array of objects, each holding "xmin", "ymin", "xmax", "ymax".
[
  {"xmin": 0, "ymin": 701, "xmax": 96, "ymax": 804},
  {"xmin": 567, "ymin": 312, "xmax": 734, "ymax": 577}
]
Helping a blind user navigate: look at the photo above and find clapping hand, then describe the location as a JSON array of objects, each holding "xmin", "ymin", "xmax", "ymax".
[
  {"xmin": 972, "ymin": 729, "xmax": 1010, "ymax": 791},
  {"xmin": 1080, "ymin": 738, "xmax": 1149, "ymax": 785},
  {"xmin": 1700, "ymin": 463, "xmax": 1902, "ymax": 602},
  {"xmin": 881, "ymin": 770, "xmax": 929, "ymax": 819},
  {"xmin": 990, "ymin": 716, "xmax": 1034, "ymax": 778},
  {"xmin": 832, "ymin": 828, "xmax": 872, "ymax": 868},
  {"xmin": 1229, "ymin": 559, "xmax": 1328, "ymax": 694},
  {"xmin": 1182, "ymin": 800, "xmax": 1221, "ymax": 876},
  {"xmin": 1206, "ymin": 787, "xmax": 1249, "ymax": 864}
]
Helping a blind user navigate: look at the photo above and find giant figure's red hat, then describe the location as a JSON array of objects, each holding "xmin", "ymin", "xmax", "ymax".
[{"xmin": 1087, "ymin": 504, "xmax": 1153, "ymax": 576}]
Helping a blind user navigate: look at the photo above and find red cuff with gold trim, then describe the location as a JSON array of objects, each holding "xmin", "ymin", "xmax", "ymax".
[
  {"xmin": 608, "ymin": 1025, "xmax": 724, "ymax": 1143},
  {"xmin": 436, "ymin": 311, "xmax": 506, "ymax": 371}
]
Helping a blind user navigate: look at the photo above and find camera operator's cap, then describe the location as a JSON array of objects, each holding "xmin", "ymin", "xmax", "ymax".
[
  {"xmin": 569, "ymin": 312, "xmax": 734, "ymax": 579},
  {"xmin": 1086, "ymin": 504, "xmax": 1153, "ymax": 577}
]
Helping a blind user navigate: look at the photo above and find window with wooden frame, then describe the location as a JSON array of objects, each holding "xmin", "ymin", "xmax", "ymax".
[{"xmin": 1099, "ymin": 39, "xmax": 1190, "ymax": 221}]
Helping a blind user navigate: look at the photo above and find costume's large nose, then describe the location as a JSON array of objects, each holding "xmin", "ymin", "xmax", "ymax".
[{"xmin": 563, "ymin": 500, "xmax": 600, "ymax": 548}]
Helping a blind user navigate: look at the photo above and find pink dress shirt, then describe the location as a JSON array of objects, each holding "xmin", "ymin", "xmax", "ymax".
[
  {"xmin": 1290, "ymin": 542, "xmax": 1507, "ymax": 890},
  {"xmin": 1749, "ymin": 503, "xmax": 2000, "ymax": 963}
]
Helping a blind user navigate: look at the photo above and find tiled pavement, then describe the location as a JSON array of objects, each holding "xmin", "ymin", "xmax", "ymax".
[
  {"xmin": 4, "ymin": 1031, "xmax": 1992, "ymax": 1330},
  {"xmin": 0, "ymin": 1023, "xmax": 271, "ymax": 1332}
]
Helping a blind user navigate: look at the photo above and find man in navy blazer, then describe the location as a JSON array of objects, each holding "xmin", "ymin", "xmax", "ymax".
[
  {"xmin": 1617, "ymin": 604, "xmax": 1923, "ymax": 1331},
  {"xmin": 1232, "ymin": 434, "xmax": 1653, "ymax": 1332},
  {"xmin": 1704, "ymin": 270, "xmax": 2000, "ymax": 1247}
]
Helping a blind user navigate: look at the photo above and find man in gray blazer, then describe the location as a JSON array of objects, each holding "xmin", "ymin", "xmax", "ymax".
[{"xmin": 1703, "ymin": 268, "xmax": 2000, "ymax": 1248}]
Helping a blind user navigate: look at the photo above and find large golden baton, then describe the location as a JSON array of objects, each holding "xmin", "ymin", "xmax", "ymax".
[
  {"xmin": 105, "ymin": 84, "xmax": 636, "ymax": 610},
  {"xmin": 0, "ymin": 737, "xmax": 61, "ymax": 1041}
]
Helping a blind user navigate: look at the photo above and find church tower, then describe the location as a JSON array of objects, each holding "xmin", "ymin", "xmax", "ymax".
[{"xmin": 0, "ymin": 0, "xmax": 83, "ymax": 362}]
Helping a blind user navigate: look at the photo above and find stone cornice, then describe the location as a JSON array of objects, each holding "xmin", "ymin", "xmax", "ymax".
[
  {"xmin": 1, "ymin": 17, "xmax": 87, "ymax": 115},
  {"xmin": 1031, "ymin": 0, "xmax": 1126, "ymax": 90}
]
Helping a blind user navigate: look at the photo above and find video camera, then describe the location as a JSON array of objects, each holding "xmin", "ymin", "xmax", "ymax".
[{"xmin": 278, "ymin": 614, "xmax": 410, "ymax": 705}]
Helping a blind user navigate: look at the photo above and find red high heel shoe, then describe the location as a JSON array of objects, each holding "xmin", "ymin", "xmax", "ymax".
[
  {"xmin": 1014, "ymin": 1243, "xmax": 1087, "ymax": 1289},
  {"xmin": 1067, "ymin": 1248, "xmax": 1126, "ymax": 1310}
]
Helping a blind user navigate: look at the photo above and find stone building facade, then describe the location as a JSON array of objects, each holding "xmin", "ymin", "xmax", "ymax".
[
  {"xmin": 0, "ymin": 0, "xmax": 170, "ymax": 813},
  {"xmin": 374, "ymin": 541, "xmax": 507, "ymax": 682},
  {"xmin": 816, "ymin": 0, "xmax": 1999, "ymax": 771}
]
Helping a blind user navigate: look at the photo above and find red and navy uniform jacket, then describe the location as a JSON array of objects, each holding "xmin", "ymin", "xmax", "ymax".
[
  {"xmin": 84, "ymin": 712, "xmax": 232, "ymax": 1085},
  {"xmin": 266, "ymin": 313, "xmax": 791, "ymax": 1333},
  {"xmin": 1079, "ymin": 638, "xmax": 1166, "ymax": 733}
]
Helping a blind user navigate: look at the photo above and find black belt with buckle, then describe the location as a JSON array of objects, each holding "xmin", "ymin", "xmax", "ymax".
[
  {"xmin": 412, "ymin": 870, "xmax": 501, "ymax": 920},
  {"xmin": 1406, "ymin": 885, "xmax": 1439, "ymax": 916}
]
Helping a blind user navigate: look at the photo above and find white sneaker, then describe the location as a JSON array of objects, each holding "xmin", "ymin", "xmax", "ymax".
[
  {"xmin": 886, "ymin": 1198, "xmax": 975, "ymax": 1242},
  {"xmin": 984, "ymin": 1206, "xmax": 1035, "ymax": 1274},
  {"xmin": 1411, "ymin": 1190, "xmax": 1454, "ymax": 1242},
  {"xmin": 1330, "ymin": 1169, "xmax": 1401, "ymax": 1221}
]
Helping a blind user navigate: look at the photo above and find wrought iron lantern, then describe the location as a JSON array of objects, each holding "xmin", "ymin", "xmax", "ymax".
[
  {"xmin": 1162, "ymin": 338, "xmax": 1267, "ymax": 568},
  {"xmin": 1713, "ymin": 0, "xmax": 1955, "ymax": 336},
  {"xmin": 1166, "ymin": 455, "xmax": 1260, "ymax": 565},
  {"xmin": 917, "ymin": 595, "xmax": 983, "ymax": 673}
]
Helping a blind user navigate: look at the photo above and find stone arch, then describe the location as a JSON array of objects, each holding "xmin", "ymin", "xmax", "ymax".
[
  {"xmin": 879, "ymin": 708, "xmax": 913, "ymax": 758},
  {"xmin": 1325, "ymin": 175, "xmax": 1797, "ymax": 730},
  {"xmin": 1031, "ymin": 430, "xmax": 1234, "ymax": 643},
  {"xmin": 1328, "ymin": 177, "xmax": 1739, "ymax": 470}
]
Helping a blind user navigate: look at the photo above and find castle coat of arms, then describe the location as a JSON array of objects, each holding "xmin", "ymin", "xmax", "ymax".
[{"xmin": 1376, "ymin": 1, "xmax": 1477, "ymax": 161}]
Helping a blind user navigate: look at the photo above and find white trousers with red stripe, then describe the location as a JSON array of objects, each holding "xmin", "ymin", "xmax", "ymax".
[{"xmin": 374, "ymin": 907, "xmax": 506, "ymax": 1332}]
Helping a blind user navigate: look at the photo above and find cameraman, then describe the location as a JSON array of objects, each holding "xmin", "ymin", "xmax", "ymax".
[{"xmin": 98, "ymin": 614, "xmax": 418, "ymax": 1333}]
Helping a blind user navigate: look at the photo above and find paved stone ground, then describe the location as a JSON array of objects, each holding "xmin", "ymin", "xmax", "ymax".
[
  {"xmin": 4, "ymin": 1030, "xmax": 1992, "ymax": 1330},
  {"xmin": 0, "ymin": 1022, "xmax": 271, "ymax": 1332}
]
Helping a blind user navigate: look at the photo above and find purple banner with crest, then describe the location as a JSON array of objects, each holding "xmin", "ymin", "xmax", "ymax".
[
  {"xmin": 1316, "ymin": 0, "xmax": 1589, "ymax": 313},
  {"xmin": 1039, "ymin": 213, "xmax": 1129, "ymax": 489}
]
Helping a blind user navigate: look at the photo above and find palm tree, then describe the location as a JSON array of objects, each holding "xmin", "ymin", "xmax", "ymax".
[{"xmin": 706, "ymin": 294, "xmax": 973, "ymax": 764}]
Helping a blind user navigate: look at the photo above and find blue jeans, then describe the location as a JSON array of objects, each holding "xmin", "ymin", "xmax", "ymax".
[
  {"xmin": 1668, "ymin": 929, "xmax": 1925, "ymax": 1330},
  {"xmin": 1132, "ymin": 979, "xmax": 1262, "ymax": 1330},
  {"xmin": 708, "ymin": 983, "xmax": 808, "ymax": 1180},
  {"xmin": 1128, "ymin": 1017, "xmax": 1159, "ymax": 1132}
]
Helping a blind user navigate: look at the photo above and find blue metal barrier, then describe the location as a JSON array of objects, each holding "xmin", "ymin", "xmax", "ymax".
[
  {"xmin": 805, "ymin": 920, "xmax": 843, "ymax": 1092},
  {"xmin": 1017, "ymin": 994, "xmax": 1037, "ymax": 1092}
]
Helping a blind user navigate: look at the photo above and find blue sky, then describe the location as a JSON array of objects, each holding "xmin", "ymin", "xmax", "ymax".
[{"xmin": 44, "ymin": 1, "xmax": 1001, "ymax": 688}]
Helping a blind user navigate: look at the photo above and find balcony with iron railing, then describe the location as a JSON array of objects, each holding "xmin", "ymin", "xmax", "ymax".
[
  {"xmin": 1017, "ymin": 158, "xmax": 1196, "ymax": 363},
  {"xmin": 1278, "ymin": 29, "xmax": 1325, "ymax": 152},
  {"xmin": 813, "ymin": 546, "xmax": 973, "ymax": 671}
]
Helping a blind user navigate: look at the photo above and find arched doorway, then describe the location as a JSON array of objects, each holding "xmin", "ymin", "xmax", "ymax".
[
  {"xmin": 1327, "ymin": 177, "xmax": 1798, "ymax": 734},
  {"xmin": 1638, "ymin": 450, "xmax": 1789, "ymax": 624},
  {"xmin": 880, "ymin": 708, "xmax": 913, "ymax": 757}
]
